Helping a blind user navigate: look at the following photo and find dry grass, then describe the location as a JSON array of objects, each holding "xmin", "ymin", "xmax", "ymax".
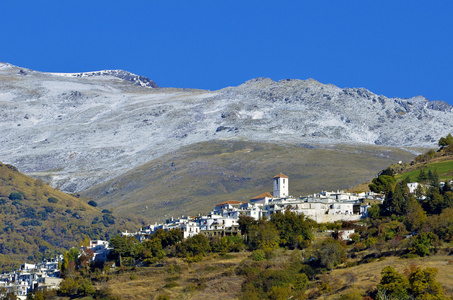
[
  {"xmin": 101, "ymin": 250, "xmax": 453, "ymax": 300},
  {"xmin": 318, "ymin": 255, "xmax": 453, "ymax": 299},
  {"xmin": 105, "ymin": 252, "xmax": 250, "ymax": 300}
]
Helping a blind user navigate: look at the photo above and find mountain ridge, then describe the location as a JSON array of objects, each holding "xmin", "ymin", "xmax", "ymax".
[{"xmin": 0, "ymin": 62, "xmax": 452, "ymax": 193}]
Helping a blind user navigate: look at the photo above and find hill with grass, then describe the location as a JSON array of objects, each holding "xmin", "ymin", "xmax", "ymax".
[
  {"xmin": 0, "ymin": 161, "xmax": 139, "ymax": 272},
  {"xmin": 81, "ymin": 140, "xmax": 417, "ymax": 221},
  {"xmin": 384, "ymin": 143, "xmax": 453, "ymax": 182}
]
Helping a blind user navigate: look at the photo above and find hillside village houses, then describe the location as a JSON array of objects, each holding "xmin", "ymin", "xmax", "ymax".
[
  {"xmin": 0, "ymin": 256, "xmax": 62, "ymax": 299},
  {"xmin": 124, "ymin": 173, "xmax": 386, "ymax": 241},
  {"xmin": 0, "ymin": 240, "xmax": 111, "ymax": 299}
]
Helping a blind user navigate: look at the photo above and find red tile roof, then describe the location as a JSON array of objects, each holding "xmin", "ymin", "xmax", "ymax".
[
  {"xmin": 251, "ymin": 192, "xmax": 273, "ymax": 200},
  {"xmin": 273, "ymin": 173, "xmax": 289, "ymax": 179}
]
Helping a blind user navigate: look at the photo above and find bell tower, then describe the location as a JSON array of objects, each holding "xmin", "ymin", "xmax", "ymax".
[{"xmin": 273, "ymin": 173, "xmax": 289, "ymax": 198}]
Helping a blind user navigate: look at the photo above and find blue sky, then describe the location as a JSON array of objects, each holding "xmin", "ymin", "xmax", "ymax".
[{"xmin": 1, "ymin": 1, "xmax": 453, "ymax": 105}]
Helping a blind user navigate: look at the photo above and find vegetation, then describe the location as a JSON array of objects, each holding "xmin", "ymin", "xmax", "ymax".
[
  {"xmin": 438, "ymin": 133, "xmax": 453, "ymax": 147},
  {"xmin": 0, "ymin": 161, "xmax": 138, "ymax": 272}
]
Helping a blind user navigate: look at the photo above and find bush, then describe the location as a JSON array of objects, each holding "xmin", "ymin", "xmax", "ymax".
[
  {"xmin": 21, "ymin": 220, "xmax": 42, "ymax": 227},
  {"xmin": 339, "ymin": 289, "xmax": 362, "ymax": 300},
  {"xmin": 252, "ymin": 249, "xmax": 266, "ymax": 261},
  {"xmin": 44, "ymin": 206, "xmax": 54, "ymax": 213},
  {"xmin": 163, "ymin": 282, "xmax": 179, "ymax": 288},
  {"xmin": 47, "ymin": 197, "xmax": 59, "ymax": 203},
  {"xmin": 102, "ymin": 214, "xmax": 115, "ymax": 225},
  {"xmin": 9, "ymin": 192, "xmax": 23, "ymax": 200},
  {"xmin": 88, "ymin": 200, "xmax": 98, "ymax": 207}
]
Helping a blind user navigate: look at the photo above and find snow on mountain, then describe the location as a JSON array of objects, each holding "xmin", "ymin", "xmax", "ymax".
[
  {"xmin": 0, "ymin": 63, "xmax": 452, "ymax": 193},
  {"xmin": 51, "ymin": 69, "xmax": 159, "ymax": 88}
]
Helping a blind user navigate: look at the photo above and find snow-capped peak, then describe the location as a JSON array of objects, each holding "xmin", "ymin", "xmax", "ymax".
[{"xmin": 51, "ymin": 69, "xmax": 158, "ymax": 88}]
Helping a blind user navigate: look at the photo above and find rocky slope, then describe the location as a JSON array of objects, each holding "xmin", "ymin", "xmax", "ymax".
[{"xmin": 0, "ymin": 62, "xmax": 451, "ymax": 193}]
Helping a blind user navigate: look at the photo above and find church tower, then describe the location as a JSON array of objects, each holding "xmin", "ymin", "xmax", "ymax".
[{"xmin": 273, "ymin": 173, "xmax": 289, "ymax": 198}]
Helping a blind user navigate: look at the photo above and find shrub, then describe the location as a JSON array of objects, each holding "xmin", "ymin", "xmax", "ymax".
[
  {"xmin": 47, "ymin": 197, "xmax": 59, "ymax": 203},
  {"xmin": 9, "ymin": 192, "xmax": 23, "ymax": 201},
  {"xmin": 157, "ymin": 294, "xmax": 171, "ymax": 300},
  {"xmin": 252, "ymin": 249, "xmax": 266, "ymax": 261},
  {"xmin": 339, "ymin": 289, "xmax": 362, "ymax": 300},
  {"xmin": 103, "ymin": 214, "xmax": 115, "ymax": 225},
  {"xmin": 21, "ymin": 220, "xmax": 42, "ymax": 227},
  {"xmin": 88, "ymin": 200, "xmax": 98, "ymax": 207},
  {"xmin": 44, "ymin": 206, "xmax": 54, "ymax": 213},
  {"xmin": 163, "ymin": 282, "xmax": 178, "ymax": 288}
]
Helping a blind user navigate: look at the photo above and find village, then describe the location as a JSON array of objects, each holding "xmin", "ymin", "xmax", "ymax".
[
  {"xmin": 4, "ymin": 173, "xmax": 438, "ymax": 299},
  {"xmin": 123, "ymin": 174, "xmax": 385, "ymax": 241},
  {"xmin": 0, "ymin": 240, "xmax": 110, "ymax": 300}
]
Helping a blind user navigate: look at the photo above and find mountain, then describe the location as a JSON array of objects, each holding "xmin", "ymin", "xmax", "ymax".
[
  {"xmin": 81, "ymin": 140, "xmax": 416, "ymax": 221},
  {"xmin": 0, "ymin": 160, "xmax": 139, "ymax": 272},
  {"xmin": 0, "ymin": 62, "xmax": 452, "ymax": 195}
]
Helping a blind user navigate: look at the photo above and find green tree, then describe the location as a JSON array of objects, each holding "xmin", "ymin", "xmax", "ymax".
[
  {"xmin": 378, "ymin": 266, "xmax": 409, "ymax": 300},
  {"xmin": 367, "ymin": 204, "xmax": 381, "ymax": 219},
  {"xmin": 248, "ymin": 221, "xmax": 280, "ymax": 251},
  {"xmin": 417, "ymin": 168, "xmax": 428, "ymax": 182},
  {"xmin": 270, "ymin": 210, "xmax": 313, "ymax": 249},
  {"xmin": 409, "ymin": 267, "xmax": 446, "ymax": 299},
  {"xmin": 238, "ymin": 215, "xmax": 258, "ymax": 235},
  {"xmin": 316, "ymin": 238, "xmax": 346, "ymax": 270},
  {"xmin": 411, "ymin": 232, "xmax": 439, "ymax": 257},
  {"xmin": 153, "ymin": 228, "xmax": 183, "ymax": 248},
  {"xmin": 387, "ymin": 183, "xmax": 407, "ymax": 215},
  {"xmin": 67, "ymin": 248, "xmax": 79, "ymax": 263},
  {"xmin": 109, "ymin": 235, "xmax": 138, "ymax": 266},
  {"xmin": 369, "ymin": 175, "xmax": 396, "ymax": 195},
  {"xmin": 58, "ymin": 277, "xmax": 79, "ymax": 295},
  {"xmin": 61, "ymin": 251, "xmax": 69, "ymax": 273},
  {"xmin": 428, "ymin": 169, "xmax": 440, "ymax": 189},
  {"xmin": 428, "ymin": 188, "xmax": 446, "ymax": 214},
  {"xmin": 139, "ymin": 237, "xmax": 165, "ymax": 263},
  {"xmin": 78, "ymin": 279, "xmax": 95, "ymax": 296},
  {"xmin": 405, "ymin": 198, "xmax": 427, "ymax": 232},
  {"xmin": 176, "ymin": 234, "xmax": 211, "ymax": 259}
]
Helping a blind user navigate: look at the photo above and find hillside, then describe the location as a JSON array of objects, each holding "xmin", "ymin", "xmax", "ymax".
[
  {"xmin": 1, "ymin": 62, "xmax": 452, "ymax": 194},
  {"xmin": 97, "ymin": 252, "xmax": 453, "ymax": 300},
  {"xmin": 0, "ymin": 161, "xmax": 139, "ymax": 272},
  {"xmin": 81, "ymin": 140, "xmax": 417, "ymax": 221},
  {"xmin": 384, "ymin": 144, "xmax": 453, "ymax": 182}
]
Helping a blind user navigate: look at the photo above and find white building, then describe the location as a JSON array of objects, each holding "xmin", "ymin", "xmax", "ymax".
[
  {"xmin": 273, "ymin": 173, "xmax": 289, "ymax": 198},
  {"xmin": 0, "ymin": 255, "xmax": 63, "ymax": 299}
]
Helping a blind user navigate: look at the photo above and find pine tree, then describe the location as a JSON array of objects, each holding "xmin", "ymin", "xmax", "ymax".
[{"xmin": 417, "ymin": 168, "xmax": 428, "ymax": 182}]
